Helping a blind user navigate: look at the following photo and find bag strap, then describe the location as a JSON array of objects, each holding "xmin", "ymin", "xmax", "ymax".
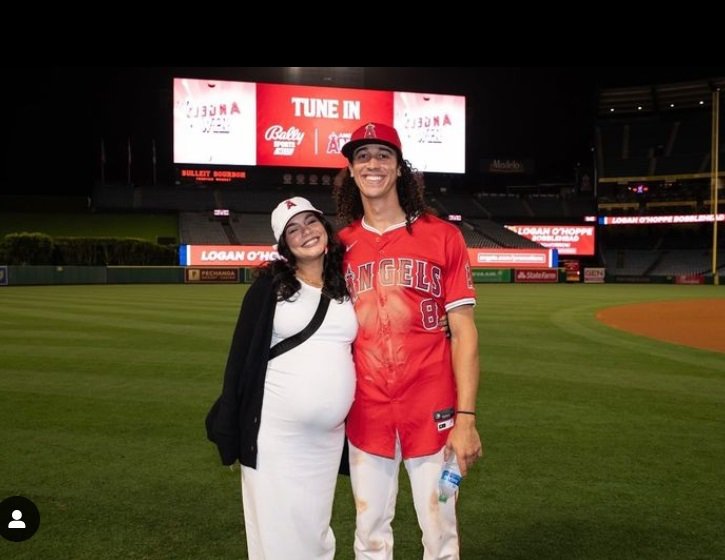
[{"xmin": 268, "ymin": 294, "xmax": 331, "ymax": 360}]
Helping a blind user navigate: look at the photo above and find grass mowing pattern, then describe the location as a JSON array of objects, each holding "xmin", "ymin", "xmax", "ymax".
[{"xmin": 1, "ymin": 284, "xmax": 723, "ymax": 559}]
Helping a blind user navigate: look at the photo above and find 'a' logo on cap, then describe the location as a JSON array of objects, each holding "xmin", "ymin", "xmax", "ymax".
[
  {"xmin": 285, "ymin": 200, "xmax": 297, "ymax": 209},
  {"xmin": 363, "ymin": 123, "xmax": 377, "ymax": 139}
]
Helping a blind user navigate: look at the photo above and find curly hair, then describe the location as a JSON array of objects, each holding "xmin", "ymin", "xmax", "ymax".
[
  {"xmin": 255, "ymin": 215, "xmax": 348, "ymax": 303},
  {"xmin": 333, "ymin": 157, "xmax": 434, "ymax": 230}
]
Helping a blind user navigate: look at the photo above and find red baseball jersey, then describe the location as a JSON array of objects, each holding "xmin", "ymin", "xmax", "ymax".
[{"xmin": 340, "ymin": 213, "xmax": 476, "ymax": 459}]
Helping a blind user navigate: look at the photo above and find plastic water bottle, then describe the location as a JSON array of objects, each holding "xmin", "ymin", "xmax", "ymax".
[{"xmin": 438, "ymin": 452, "xmax": 462, "ymax": 503}]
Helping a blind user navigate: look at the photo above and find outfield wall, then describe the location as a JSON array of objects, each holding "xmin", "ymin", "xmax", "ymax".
[
  {"xmin": 2, "ymin": 265, "xmax": 720, "ymax": 286},
  {"xmin": 1, "ymin": 266, "xmax": 184, "ymax": 285}
]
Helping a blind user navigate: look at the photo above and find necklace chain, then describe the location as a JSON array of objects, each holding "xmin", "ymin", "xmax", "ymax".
[{"xmin": 297, "ymin": 274, "xmax": 323, "ymax": 288}]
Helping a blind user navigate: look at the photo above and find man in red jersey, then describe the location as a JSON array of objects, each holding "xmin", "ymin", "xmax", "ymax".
[{"xmin": 334, "ymin": 122, "xmax": 483, "ymax": 559}]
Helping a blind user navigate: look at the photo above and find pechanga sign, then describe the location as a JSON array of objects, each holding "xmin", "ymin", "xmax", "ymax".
[{"xmin": 185, "ymin": 268, "xmax": 240, "ymax": 283}]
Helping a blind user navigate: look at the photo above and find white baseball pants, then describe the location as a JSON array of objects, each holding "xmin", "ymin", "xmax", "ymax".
[{"xmin": 348, "ymin": 439, "xmax": 460, "ymax": 560}]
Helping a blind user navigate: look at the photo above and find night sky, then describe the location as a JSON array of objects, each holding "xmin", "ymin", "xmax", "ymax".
[{"xmin": 3, "ymin": 66, "xmax": 723, "ymax": 195}]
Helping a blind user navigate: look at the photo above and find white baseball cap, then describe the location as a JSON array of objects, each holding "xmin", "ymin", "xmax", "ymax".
[{"xmin": 271, "ymin": 197, "xmax": 323, "ymax": 242}]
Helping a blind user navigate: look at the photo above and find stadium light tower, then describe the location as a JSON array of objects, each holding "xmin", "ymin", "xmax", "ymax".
[{"xmin": 711, "ymin": 86, "xmax": 721, "ymax": 286}]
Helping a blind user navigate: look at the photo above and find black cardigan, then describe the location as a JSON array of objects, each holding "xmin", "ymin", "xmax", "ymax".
[
  {"xmin": 207, "ymin": 275, "xmax": 350, "ymax": 474},
  {"xmin": 209, "ymin": 275, "xmax": 276, "ymax": 468}
]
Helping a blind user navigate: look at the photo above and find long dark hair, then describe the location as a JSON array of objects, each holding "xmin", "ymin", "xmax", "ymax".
[
  {"xmin": 333, "ymin": 157, "xmax": 434, "ymax": 230},
  {"xmin": 255, "ymin": 214, "xmax": 348, "ymax": 302}
]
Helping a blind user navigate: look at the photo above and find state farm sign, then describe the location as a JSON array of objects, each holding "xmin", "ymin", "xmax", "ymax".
[{"xmin": 514, "ymin": 269, "xmax": 558, "ymax": 283}]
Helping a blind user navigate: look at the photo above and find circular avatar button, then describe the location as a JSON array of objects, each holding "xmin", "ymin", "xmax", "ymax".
[{"xmin": 0, "ymin": 496, "xmax": 40, "ymax": 542}]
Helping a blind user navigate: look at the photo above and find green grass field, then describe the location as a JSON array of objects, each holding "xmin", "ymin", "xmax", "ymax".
[{"xmin": 1, "ymin": 284, "xmax": 724, "ymax": 559}]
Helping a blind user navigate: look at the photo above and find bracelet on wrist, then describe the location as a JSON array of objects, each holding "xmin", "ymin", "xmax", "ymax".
[{"xmin": 456, "ymin": 410, "xmax": 476, "ymax": 416}]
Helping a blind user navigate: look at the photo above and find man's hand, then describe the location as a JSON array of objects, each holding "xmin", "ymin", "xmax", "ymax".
[
  {"xmin": 445, "ymin": 414, "xmax": 483, "ymax": 476},
  {"xmin": 438, "ymin": 313, "xmax": 451, "ymax": 338}
]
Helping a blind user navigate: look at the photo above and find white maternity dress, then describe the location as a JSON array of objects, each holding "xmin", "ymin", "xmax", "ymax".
[{"xmin": 241, "ymin": 282, "xmax": 357, "ymax": 559}]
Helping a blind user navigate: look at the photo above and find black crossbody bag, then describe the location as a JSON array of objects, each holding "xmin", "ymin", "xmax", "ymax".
[{"xmin": 268, "ymin": 293, "xmax": 330, "ymax": 359}]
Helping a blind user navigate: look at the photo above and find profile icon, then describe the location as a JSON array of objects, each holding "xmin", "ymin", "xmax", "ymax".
[
  {"xmin": 9, "ymin": 509, "xmax": 26, "ymax": 529},
  {"xmin": 0, "ymin": 496, "xmax": 40, "ymax": 542}
]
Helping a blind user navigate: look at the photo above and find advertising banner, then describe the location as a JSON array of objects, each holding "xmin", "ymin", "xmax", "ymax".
[
  {"xmin": 562, "ymin": 259, "xmax": 581, "ymax": 282},
  {"xmin": 505, "ymin": 225, "xmax": 595, "ymax": 256},
  {"xmin": 184, "ymin": 268, "xmax": 240, "ymax": 283},
  {"xmin": 584, "ymin": 267, "xmax": 606, "ymax": 283},
  {"xmin": 256, "ymin": 83, "xmax": 392, "ymax": 168},
  {"xmin": 183, "ymin": 246, "xmax": 561, "ymax": 271},
  {"xmin": 675, "ymin": 275, "xmax": 705, "ymax": 285},
  {"xmin": 173, "ymin": 78, "xmax": 466, "ymax": 173},
  {"xmin": 468, "ymin": 248, "xmax": 557, "ymax": 269},
  {"xmin": 514, "ymin": 269, "xmax": 558, "ymax": 283},
  {"xmin": 600, "ymin": 213, "xmax": 725, "ymax": 225},
  {"xmin": 480, "ymin": 158, "xmax": 534, "ymax": 175},
  {"xmin": 471, "ymin": 268, "xmax": 511, "ymax": 283},
  {"xmin": 173, "ymin": 79, "xmax": 257, "ymax": 166},
  {"xmin": 180, "ymin": 245, "xmax": 278, "ymax": 267},
  {"xmin": 393, "ymin": 91, "xmax": 466, "ymax": 173}
]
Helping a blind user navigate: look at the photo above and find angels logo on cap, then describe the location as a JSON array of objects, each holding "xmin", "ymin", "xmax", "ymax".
[
  {"xmin": 341, "ymin": 122, "xmax": 403, "ymax": 161},
  {"xmin": 271, "ymin": 196, "xmax": 323, "ymax": 242},
  {"xmin": 363, "ymin": 123, "xmax": 377, "ymax": 139}
]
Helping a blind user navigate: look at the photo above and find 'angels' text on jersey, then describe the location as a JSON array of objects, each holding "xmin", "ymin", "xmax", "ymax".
[{"xmin": 344, "ymin": 258, "xmax": 442, "ymax": 301}]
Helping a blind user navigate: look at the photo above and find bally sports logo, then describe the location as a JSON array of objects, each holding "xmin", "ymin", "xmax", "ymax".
[{"xmin": 265, "ymin": 125, "xmax": 305, "ymax": 156}]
